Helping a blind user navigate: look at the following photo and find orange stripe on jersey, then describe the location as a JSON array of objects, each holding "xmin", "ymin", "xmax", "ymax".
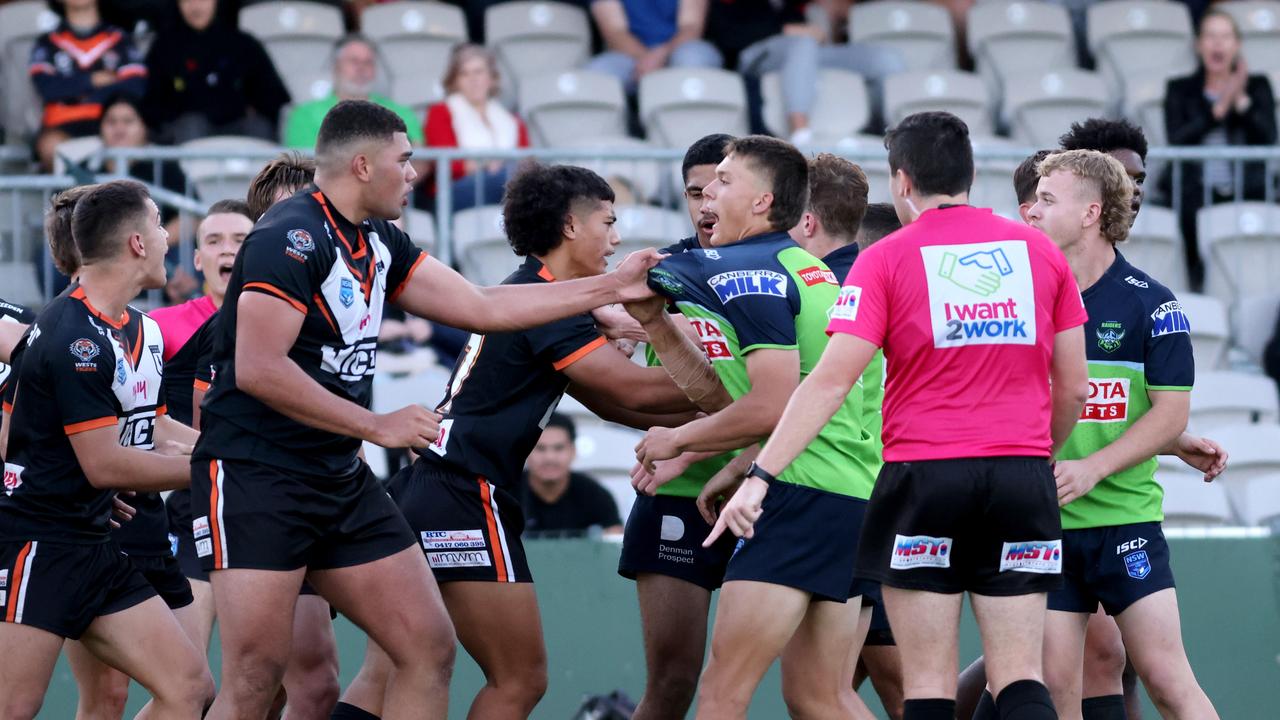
[
  {"xmin": 478, "ymin": 479, "xmax": 507, "ymax": 581},
  {"xmin": 551, "ymin": 336, "xmax": 607, "ymax": 371},
  {"xmin": 193, "ymin": 378, "xmax": 211, "ymax": 393},
  {"xmin": 208, "ymin": 460, "xmax": 223, "ymax": 569},
  {"xmin": 388, "ymin": 252, "xmax": 427, "ymax": 304},
  {"xmin": 64, "ymin": 416, "xmax": 118, "ymax": 435},
  {"xmin": 536, "ymin": 265, "xmax": 556, "ymax": 282},
  {"xmin": 5, "ymin": 542, "xmax": 32, "ymax": 622},
  {"xmin": 243, "ymin": 283, "xmax": 307, "ymax": 314},
  {"xmin": 156, "ymin": 405, "xmax": 167, "ymax": 416},
  {"xmin": 313, "ymin": 294, "xmax": 339, "ymax": 335}
]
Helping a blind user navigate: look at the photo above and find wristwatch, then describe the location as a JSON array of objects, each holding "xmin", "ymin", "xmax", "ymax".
[{"xmin": 745, "ymin": 462, "xmax": 778, "ymax": 484}]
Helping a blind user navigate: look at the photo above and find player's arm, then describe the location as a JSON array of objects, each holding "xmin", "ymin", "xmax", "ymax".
[
  {"xmin": 393, "ymin": 250, "xmax": 661, "ymax": 335},
  {"xmin": 0, "ymin": 321, "xmax": 26, "ymax": 363},
  {"xmin": 1055, "ymin": 390, "xmax": 1189, "ymax": 505},
  {"xmin": 155, "ymin": 414, "xmax": 198, "ymax": 451},
  {"xmin": 191, "ymin": 385, "xmax": 206, "ymax": 430},
  {"xmin": 625, "ymin": 298, "xmax": 732, "ymax": 413},
  {"xmin": 563, "ymin": 340, "xmax": 706, "ymax": 415},
  {"xmin": 69, "ymin": 427, "xmax": 191, "ymax": 492},
  {"xmin": 751, "ymin": 332, "xmax": 877, "ymax": 478},
  {"xmin": 570, "ymin": 387, "xmax": 700, "ymax": 430},
  {"xmin": 635, "ymin": 348, "xmax": 799, "ymax": 469},
  {"xmin": 235, "ymin": 293, "xmax": 439, "ymax": 449},
  {"xmin": 1049, "ymin": 326, "xmax": 1090, "ymax": 455},
  {"xmin": 1159, "ymin": 432, "xmax": 1228, "ymax": 482}
]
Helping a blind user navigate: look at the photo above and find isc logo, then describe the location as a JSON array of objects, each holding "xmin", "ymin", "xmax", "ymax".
[
  {"xmin": 1116, "ymin": 537, "xmax": 1148, "ymax": 555},
  {"xmin": 890, "ymin": 534, "xmax": 952, "ymax": 570}
]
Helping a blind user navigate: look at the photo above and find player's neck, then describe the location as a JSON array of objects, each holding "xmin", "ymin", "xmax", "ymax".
[
  {"xmin": 209, "ymin": 290, "xmax": 224, "ymax": 310},
  {"xmin": 536, "ymin": 250, "xmax": 586, "ymax": 281},
  {"xmin": 530, "ymin": 474, "xmax": 571, "ymax": 503},
  {"xmin": 313, "ymin": 175, "xmax": 369, "ymax": 225},
  {"xmin": 904, "ymin": 193, "xmax": 968, "ymax": 222},
  {"xmin": 1065, "ymin": 236, "xmax": 1116, "ymax": 292},
  {"xmin": 76, "ymin": 264, "xmax": 137, "ymax": 323},
  {"xmin": 804, "ymin": 233, "xmax": 852, "ymax": 261},
  {"xmin": 66, "ymin": 7, "xmax": 99, "ymax": 29}
]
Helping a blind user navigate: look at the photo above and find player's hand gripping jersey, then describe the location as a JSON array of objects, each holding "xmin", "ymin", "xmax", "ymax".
[
  {"xmin": 1059, "ymin": 253, "xmax": 1194, "ymax": 529},
  {"xmin": 647, "ymin": 231, "xmax": 878, "ymax": 498},
  {"xmin": 826, "ymin": 206, "xmax": 1088, "ymax": 461}
]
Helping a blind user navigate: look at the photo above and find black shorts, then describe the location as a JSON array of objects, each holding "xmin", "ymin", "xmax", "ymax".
[
  {"xmin": 129, "ymin": 553, "xmax": 194, "ymax": 610},
  {"xmin": 856, "ymin": 457, "xmax": 1063, "ymax": 596},
  {"xmin": 618, "ymin": 493, "xmax": 736, "ymax": 591},
  {"xmin": 388, "ymin": 459, "xmax": 531, "ymax": 583},
  {"xmin": 1048, "ymin": 522, "xmax": 1176, "ymax": 616},
  {"xmin": 190, "ymin": 457, "xmax": 415, "ymax": 573},
  {"xmin": 166, "ymin": 489, "xmax": 208, "ymax": 583},
  {"xmin": 862, "ymin": 583, "xmax": 895, "ymax": 646},
  {"xmin": 0, "ymin": 540, "xmax": 155, "ymax": 639},
  {"xmin": 724, "ymin": 480, "xmax": 869, "ymax": 602}
]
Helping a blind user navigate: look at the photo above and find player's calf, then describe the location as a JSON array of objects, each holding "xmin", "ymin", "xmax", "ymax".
[{"xmin": 282, "ymin": 594, "xmax": 341, "ymax": 718}]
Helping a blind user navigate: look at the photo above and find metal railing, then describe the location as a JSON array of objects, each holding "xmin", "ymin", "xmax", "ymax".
[{"xmin": 0, "ymin": 144, "xmax": 1277, "ymax": 306}]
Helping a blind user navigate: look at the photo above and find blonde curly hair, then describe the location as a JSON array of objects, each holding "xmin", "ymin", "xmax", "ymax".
[{"xmin": 1038, "ymin": 149, "xmax": 1134, "ymax": 245}]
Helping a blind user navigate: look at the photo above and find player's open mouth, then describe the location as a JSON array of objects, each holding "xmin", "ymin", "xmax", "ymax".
[{"xmin": 218, "ymin": 263, "xmax": 233, "ymax": 282}]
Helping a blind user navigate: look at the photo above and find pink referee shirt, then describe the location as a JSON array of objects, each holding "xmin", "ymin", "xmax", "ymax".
[
  {"xmin": 827, "ymin": 206, "xmax": 1087, "ymax": 462},
  {"xmin": 149, "ymin": 295, "xmax": 216, "ymax": 361}
]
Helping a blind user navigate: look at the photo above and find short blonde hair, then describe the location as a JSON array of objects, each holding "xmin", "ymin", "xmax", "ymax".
[
  {"xmin": 442, "ymin": 44, "xmax": 501, "ymax": 97},
  {"xmin": 1038, "ymin": 149, "xmax": 1133, "ymax": 245}
]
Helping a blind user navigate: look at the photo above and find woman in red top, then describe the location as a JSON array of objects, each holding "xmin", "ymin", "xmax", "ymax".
[{"xmin": 423, "ymin": 44, "xmax": 530, "ymax": 211}]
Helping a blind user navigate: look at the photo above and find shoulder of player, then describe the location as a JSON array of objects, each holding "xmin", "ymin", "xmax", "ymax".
[
  {"xmin": 31, "ymin": 299, "xmax": 113, "ymax": 366},
  {"xmin": 365, "ymin": 218, "xmax": 414, "ymax": 250}
]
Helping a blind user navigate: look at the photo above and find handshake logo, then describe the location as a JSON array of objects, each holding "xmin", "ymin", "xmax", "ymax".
[{"xmin": 937, "ymin": 248, "xmax": 1014, "ymax": 297}]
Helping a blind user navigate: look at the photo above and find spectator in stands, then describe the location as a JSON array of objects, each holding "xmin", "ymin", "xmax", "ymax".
[
  {"xmin": 142, "ymin": 0, "xmax": 289, "ymax": 144},
  {"xmin": 703, "ymin": 0, "xmax": 904, "ymax": 142},
  {"xmin": 520, "ymin": 413, "xmax": 623, "ymax": 538},
  {"xmin": 284, "ymin": 34, "xmax": 423, "ymax": 149},
  {"xmin": 584, "ymin": 0, "xmax": 722, "ymax": 93},
  {"xmin": 424, "ymin": 43, "xmax": 530, "ymax": 211},
  {"xmin": 29, "ymin": 0, "xmax": 147, "ymax": 170},
  {"xmin": 1163, "ymin": 8, "xmax": 1277, "ymax": 291}
]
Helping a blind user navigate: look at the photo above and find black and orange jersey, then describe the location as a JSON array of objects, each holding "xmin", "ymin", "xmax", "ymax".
[
  {"xmin": 0, "ymin": 299, "xmax": 36, "ymax": 411},
  {"xmin": 422, "ymin": 256, "xmax": 606, "ymax": 488},
  {"xmin": 160, "ymin": 313, "xmax": 218, "ymax": 428},
  {"xmin": 29, "ymin": 20, "xmax": 146, "ymax": 129},
  {"xmin": 0, "ymin": 288, "xmax": 166, "ymax": 543},
  {"xmin": 194, "ymin": 186, "xmax": 426, "ymax": 476}
]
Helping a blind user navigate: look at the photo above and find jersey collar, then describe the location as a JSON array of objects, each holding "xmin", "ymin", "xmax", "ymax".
[
  {"xmin": 70, "ymin": 286, "xmax": 128, "ymax": 329},
  {"xmin": 522, "ymin": 256, "xmax": 556, "ymax": 282},
  {"xmin": 732, "ymin": 230, "xmax": 796, "ymax": 249},
  {"xmin": 822, "ymin": 243, "xmax": 859, "ymax": 267}
]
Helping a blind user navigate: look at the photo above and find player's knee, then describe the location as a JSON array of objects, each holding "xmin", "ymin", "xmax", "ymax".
[
  {"xmin": 286, "ymin": 660, "xmax": 341, "ymax": 714},
  {"xmin": 156, "ymin": 663, "xmax": 215, "ymax": 712},
  {"xmin": 0, "ymin": 693, "xmax": 44, "ymax": 720},
  {"xmin": 783, "ymin": 689, "xmax": 842, "ymax": 720},
  {"xmin": 88, "ymin": 675, "xmax": 131, "ymax": 720},
  {"xmin": 1136, "ymin": 659, "xmax": 1194, "ymax": 710},
  {"xmin": 645, "ymin": 668, "xmax": 698, "ymax": 713},
  {"xmin": 1084, "ymin": 630, "xmax": 1128, "ymax": 682}
]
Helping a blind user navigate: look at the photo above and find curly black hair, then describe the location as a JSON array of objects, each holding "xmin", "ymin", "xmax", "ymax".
[
  {"xmin": 502, "ymin": 162, "xmax": 614, "ymax": 257},
  {"xmin": 1059, "ymin": 118, "xmax": 1148, "ymax": 162}
]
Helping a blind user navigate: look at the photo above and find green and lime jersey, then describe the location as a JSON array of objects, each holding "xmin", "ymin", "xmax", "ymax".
[
  {"xmin": 821, "ymin": 243, "xmax": 884, "ymax": 458},
  {"xmin": 647, "ymin": 232, "xmax": 879, "ymax": 499},
  {"xmin": 1059, "ymin": 252, "xmax": 1194, "ymax": 530}
]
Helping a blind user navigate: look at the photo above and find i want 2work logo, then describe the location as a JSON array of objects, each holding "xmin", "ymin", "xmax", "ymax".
[{"xmin": 921, "ymin": 241, "xmax": 1037, "ymax": 348}]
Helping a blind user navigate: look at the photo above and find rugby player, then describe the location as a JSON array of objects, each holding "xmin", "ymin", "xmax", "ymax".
[
  {"xmin": 333, "ymin": 162, "xmax": 706, "ymax": 720},
  {"xmin": 631, "ymin": 135, "xmax": 882, "ymax": 719},
  {"xmin": 192, "ymin": 100, "xmax": 661, "ymax": 720},
  {"xmin": 616, "ymin": 132, "xmax": 740, "ymax": 720},
  {"xmin": 1027, "ymin": 151, "xmax": 1220, "ymax": 720},
  {"xmin": 0, "ymin": 298, "xmax": 36, "ymax": 452},
  {"xmin": 744, "ymin": 112, "xmax": 1091, "ymax": 720},
  {"xmin": 0, "ymin": 180, "xmax": 214, "ymax": 719}
]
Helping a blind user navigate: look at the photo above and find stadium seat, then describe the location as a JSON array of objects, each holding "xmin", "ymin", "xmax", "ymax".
[
  {"xmin": 453, "ymin": 204, "xmax": 519, "ymax": 286},
  {"xmin": 969, "ymin": 136, "xmax": 1022, "ymax": 220},
  {"xmin": 1215, "ymin": 0, "xmax": 1280, "ymax": 74},
  {"xmin": 575, "ymin": 422, "xmax": 644, "ymax": 476},
  {"xmin": 884, "ymin": 70, "xmax": 993, "ymax": 138},
  {"xmin": 0, "ymin": 0, "xmax": 60, "ymax": 142},
  {"xmin": 1002, "ymin": 69, "xmax": 1110, "ymax": 148},
  {"xmin": 1156, "ymin": 468, "xmax": 1237, "ymax": 526},
  {"xmin": 1198, "ymin": 202, "xmax": 1280, "ymax": 303},
  {"xmin": 520, "ymin": 71, "xmax": 627, "ymax": 148},
  {"xmin": 179, "ymin": 136, "xmax": 279, "ymax": 203},
  {"xmin": 1087, "ymin": 0, "xmax": 1195, "ymax": 100},
  {"xmin": 52, "ymin": 136, "xmax": 103, "ymax": 176},
  {"xmin": 849, "ymin": 1, "xmax": 956, "ymax": 71},
  {"xmin": 400, "ymin": 207, "xmax": 436, "ymax": 254},
  {"xmin": 1230, "ymin": 291, "xmax": 1280, "ymax": 366},
  {"xmin": 967, "ymin": 1, "xmax": 1075, "ymax": 100},
  {"xmin": 362, "ymin": 1, "xmax": 465, "ymax": 109},
  {"xmin": 0, "ymin": 262, "xmax": 41, "ymax": 306},
  {"xmin": 555, "ymin": 135, "xmax": 666, "ymax": 204},
  {"xmin": 611, "ymin": 206, "xmax": 687, "ymax": 266},
  {"xmin": 239, "ymin": 1, "xmax": 345, "ymax": 103},
  {"xmin": 1189, "ymin": 370, "xmax": 1280, "ymax": 432},
  {"xmin": 485, "ymin": 1, "xmax": 590, "ymax": 95},
  {"xmin": 1179, "ymin": 292, "xmax": 1230, "ymax": 371},
  {"xmin": 833, "ymin": 134, "xmax": 892, "ymax": 204},
  {"xmin": 1123, "ymin": 71, "xmax": 1177, "ymax": 148},
  {"xmin": 1124, "ymin": 205, "xmax": 1187, "ymax": 292},
  {"xmin": 639, "ymin": 68, "xmax": 748, "ymax": 149},
  {"xmin": 762, "ymin": 68, "xmax": 870, "ymax": 144},
  {"xmin": 1234, "ymin": 472, "xmax": 1280, "ymax": 526},
  {"xmin": 1208, "ymin": 422, "xmax": 1280, "ymax": 511}
]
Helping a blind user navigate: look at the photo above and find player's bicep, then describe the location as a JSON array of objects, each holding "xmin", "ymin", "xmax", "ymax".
[
  {"xmin": 393, "ymin": 256, "xmax": 492, "ymax": 331},
  {"xmin": 68, "ymin": 425, "xmax": 127, "ymax": 486},
  {"xmin": 1050, "ymin": 325, "xmax": 1088, "ymax": 394},
  {"xmin": 235, "ymin": 292, "xmax": 307, "ymax": 383},
  {"xmin": 1146, "ymin": 389, "xmax": 1191, "ymax": 425},
  {"xmin": 563, "ymin": 344, "xmax": 674, "ymax": 404},
  {"xmin": 0, "ymin": 321, "xmax": 27, "ymax": 363}
]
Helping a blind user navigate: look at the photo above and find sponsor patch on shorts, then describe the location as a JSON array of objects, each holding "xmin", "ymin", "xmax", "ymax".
[
  {"xmin": 192, "ymin": 516, "xmax": 210, "ymax": 539},
  {"xmin": 426, "ymin": 550, "xmax": 491, "ymax": 569},
  {"xmin": 659, "ymin": 514, "xmax": 685, "ymax": 542},
  {"xmin": 890, "ymin": 534, "xmax": 952, "ymax": 569},
  {"xmin": 195, "ymin": 538, "xmax": 213, "ymax": 558},
  {"xmin": 421, "ymin": 529, "xmax": 486, "ymax": 551},
  {"xmin": 0, "ymin": 568, "xmax": 7, "ymax": 587},
  {"xmin": 999, "ymin": 540, "xmax": 1062, "ymax": 574}
]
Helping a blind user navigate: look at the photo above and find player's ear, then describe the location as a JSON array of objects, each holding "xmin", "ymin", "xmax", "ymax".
[
  {"xmin": 350, "ymin": 151, "xmax": 371, "ymax": 182},
  {"xmin": 562, "ymin": 211, "xmax": 577, "ymax": 241},
  {"xmin": 893, "ymin": 169, "xmax": 913, "ymax": 199},
  {"xmin": 128, "ymin": 231, "xmax": 145, "ymax": 259},
  {"xmin": 753, "ymin": 190, "xmax": 774, "ymax": 218},
  {"xmin": 1082, "ymin": 200, "xmax": 1102, "ymax": 229}
]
